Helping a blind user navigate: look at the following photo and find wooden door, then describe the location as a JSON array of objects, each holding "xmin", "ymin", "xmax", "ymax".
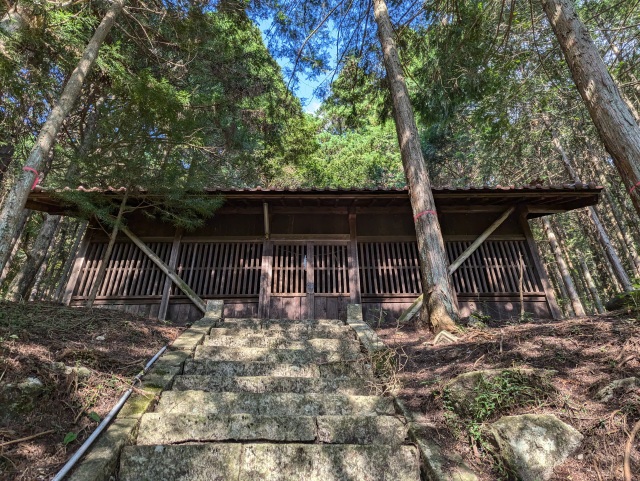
[{"xmin": 267, "ymin": 242, "xmax": 351, "ymax": 320}]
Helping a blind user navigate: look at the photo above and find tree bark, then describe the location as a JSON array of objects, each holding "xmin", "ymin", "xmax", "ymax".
[
  {"xmin": 7, "ymin": 214, "xmax": 61, "ymax": 300},
  {"xmin": 549, "ymin": 127, "xmax": 633, "ymax": 291},
  {"xmin": 542, "ymin": 217, "xmax": 586, "ymax": 316},
  {"xmin": 578, "ymin": 256, "xmax": 604, "ymax": 314},
  {"xmin": 372, "ymin": 0, "xmax": 458, "ymax": 332},
  {"xmin": 541, "ymin": 0, "xmax": 640, "ymax": 216},
  {"xmin": 86, "ymin": 193, "xmax": 127, "ymax": 308},
  {"xmin": 0, "ymin": 209, "xmax": 30, "ymax": 286},
  {"xmin": 588, "ymin": 205, "xmax": 633, "ymax": 291},
  {"xmin": 0, "ymin": 0, "xmax": 125, "ymax": 274}
]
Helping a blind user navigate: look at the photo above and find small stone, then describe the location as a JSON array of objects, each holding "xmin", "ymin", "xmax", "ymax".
[
  {"xmin": 595, "ymin": 377, "xmax": 640, "ymax": 403},
  {"xmin": 95, "ymin": 335, "xmax": 106, "ymax": 341},
  {"xmin": 577, "ymin": 453, "xmax": 584, "ymax": 460},
  {"xmin": 18, "ymin": 377, "xmax": 44, "ymax": 394},
  {"xmin": 486, "ymin": 414, "xmax": 583, "ymax": 481},
  {"xmin": 76, "ymin": 366, "xmax": 92, "ymax": 380}
]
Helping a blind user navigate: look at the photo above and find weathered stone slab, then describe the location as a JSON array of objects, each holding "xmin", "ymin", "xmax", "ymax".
[
  {"xmin": 154, "ymin": 391, "xmax": 395, "ymax": 416},
  {"xmin": 203, "ymin": 336, "xmax": 360, "ymax": 353},
  {"xmin": 67, "ymin": 418, "xmax": 138, "ymax": 481},
  {"xmin": 316, "ymin": 415, "xmax": 408, "ymax": 445},
  {"xmin": 183, "ymin": 360, "xmax": 321, "ymax": 378},
  {"xmin": 168, "ymin": 328, "xmax": 206, "ymax": 352},
  {"xmin": 209, "ymin": 326, "xmax": 354, "ymax": 339},
  {"xmin": 173, "ymin": 375, "xmax": 370, "ymax": 395},
  {"xmin": 119, "ymin": 444, "xmax": 242, "ymax": 481},
  {"xmin": 194, "ymin": 345, "xmax": 360, "ymax": 364},
  {"xmin": 137, "ymin": 413, "xmax": 316, "ymax": 444},
  {"xmin": 204, "ymin": 299, "xmax": 223, "ymax": 320},
  {"xmin": 486, "ymin": 414, "xmax": 583, "ymax": 481},
  {"xmin": 221, "ymin": 318, "xmax": 345, "ymax": 329},
  {"xmin": 239, "ymin": 444, "xmax": 420, "ymax": 481},
  {"xmin": 117, "ymin": 386, "xmax": 162, "ymax": 420}
]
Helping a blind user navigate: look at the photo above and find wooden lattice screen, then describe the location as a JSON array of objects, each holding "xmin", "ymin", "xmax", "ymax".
[
  {"xmin": 358, "ymin": 242, "xmax": 422, "ymax": 295},
  {"xmin": 314, "ymin": 244, "xmax": 349, "ymax": 294},
  {"xmin": 271, "ymin": 244, "xmax": 307, "ymax": 294},
  {"xmin": 173, "ymin": 242, "xmax": 263, "ymax": 297},
  {"xmin": 446, "ymin": 240, "xmax": 543, "ymax": 294},
  {"xmin": 75, "ymin": 241, "xmax": 172, "ymax": 298},
  {"xmin": 358, "ymin": 240, "xmax": 542, "ymax": 296}
]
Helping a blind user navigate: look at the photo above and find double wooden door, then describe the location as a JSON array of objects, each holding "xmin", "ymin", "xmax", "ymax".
[{"xmin": 264, "ymin": 241, "xmax": 354, "ymax": 320}]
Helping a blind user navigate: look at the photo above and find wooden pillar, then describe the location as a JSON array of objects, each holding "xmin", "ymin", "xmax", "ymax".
[
  {"xmin": 258, "ymin": 240, "xmax": 273, "ymax": 319},
  {"xmin": 62, "ymin": 229, "xmax": 92, "ymax": 305},
  {"xmin": 517, "ymin": 209, "xmax": 563, "ymax": 320},
  {"xmin": 348, "ymin": 210, "xmax": 361, "ymax": 304},
  {"xmin": 306, "ymin": 241, "xmax": 315, "ymax": 320},
  {"xmin": 158, "ymin": 228, "xmax": 183, "ymax": 321}
]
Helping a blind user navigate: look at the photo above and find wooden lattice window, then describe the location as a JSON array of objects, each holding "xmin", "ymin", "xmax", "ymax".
[
  {"xmin": 173, "ymin": 242, "xmax": 263, "ymax": 297},
  {"xmin": 313, "ymin": 244, "xmax": 349, "ymax": 294},
  {"xmin": 75, "ymin": 242, "xmax": 172, "ymax": 298},
  {"xmin": 446, "ymin": 240, "xmax": 543, "ymax": 294},
  {"xmin": 271, "ymin": 244, "xmax": 307, "ymax": 294},
  {"xmin": 358, "ymin": 242, "xmax": 422, "ymax": 295}
]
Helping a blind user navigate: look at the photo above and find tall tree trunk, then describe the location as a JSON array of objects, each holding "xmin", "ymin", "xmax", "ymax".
[
  {"xmin": 603, "ymin": 189, "xmax": 640, "ymax": 275},
  {"xmin": 549, "ymin": 127, "xmax": 633, "ymax": 291},
  {"xmin": 7, "ymin": 214, "xmax": 61, "ymax": 300},
  {"xmin": 578, "ymin": 256, "xmax": 604, "ymax": 314},
  {"xmin": 372, "ymin": 0, "xmax": 458, "ymax": 332},
  {"xmin": 552, "ymin": 218, "xmax": 593, "ymax": 314},
  {"xmin": 551, "ymin": 262, "xmax": 573, "ymax": 317},
  {"xmin": 542, "ymin": 217, "xmax": 586, "ymax": 316},
  {"xmin": 588, "ymin": 206, "xmax": 633, "ymax": 291},
  {"xmin": 0, "ymin": 0, "xmax": 125, "ymax": 274},
  {"xmin": 541, "ymin": 0, "xmax": 640, "ymax": 216},
  {"xmin": 0, "ymin": 209, "xmax": 30, "ymax": 286},
  {"xmin": 54, "ymin": 221, "xmax": 87, "ymax": 302},
  {"xmin": 86, "ymin": 193, "xmax": 127, "ymax": 308},
  {"xmin": 0, "ymin": 146, "xmax": 13, "ymax": 186}
]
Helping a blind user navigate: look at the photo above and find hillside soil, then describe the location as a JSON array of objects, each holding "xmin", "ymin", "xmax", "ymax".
[
  {"xmin": 0, "ymin": 301, "xmax": 183, "ymax": 481},
  {"xmin": 376, "ymin": 311, "xmax": 640, "ymax": 481}
]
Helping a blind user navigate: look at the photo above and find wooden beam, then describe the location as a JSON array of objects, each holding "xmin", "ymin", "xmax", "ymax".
[
  {"xmin": 447, "ymin": 207, "xmax": 516, "ymax": 275},
  {"xmin": 348, "ymin": 210, "xmax": 361, "ymax": 304},
  {"xmin": 397, "ymin": 206, "xmax": 516, "ymax": 323},
  {"xmin": 258, "ymin": 240, "xmax": 273, "ymax": 318},
  {"xmin": 120, "ymin": 226, "xmax": 206, "ymax": 313},
  {"xmin": 263, "ymin": 202, "xmax": 270, "ymax": 239},
  {"xmin": 158, "ymin": 228, "xmax": 183, "ymax": 321}
]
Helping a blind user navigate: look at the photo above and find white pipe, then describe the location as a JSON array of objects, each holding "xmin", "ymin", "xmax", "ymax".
[{"xmin": 51, "ymin": 343, "xmax": 168, "ymax": 480}]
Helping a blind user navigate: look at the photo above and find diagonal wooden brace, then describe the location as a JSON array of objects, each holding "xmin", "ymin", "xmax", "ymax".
[{"xmin": 120, "ymin": 226, "xmax": 206, "ymax": 313}]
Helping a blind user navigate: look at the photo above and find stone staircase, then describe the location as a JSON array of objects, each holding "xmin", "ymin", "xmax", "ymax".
[{"xmin": 118, "ymin": 317, "xmax": 421, "ymax": 480}]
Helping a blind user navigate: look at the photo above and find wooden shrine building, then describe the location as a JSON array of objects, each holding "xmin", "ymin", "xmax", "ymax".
[{"xmin": 27, "ymin": 184, "xmax": 601, "ymax": 323}]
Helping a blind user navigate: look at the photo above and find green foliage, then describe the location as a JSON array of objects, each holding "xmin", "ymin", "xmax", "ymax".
[
  {"xmin": 443, "ymin": 370, "xmax": 553, "ymax": 444},
  {"xmin": 63, "ymin": 432, "xmax": 77, "ymax": 445}
]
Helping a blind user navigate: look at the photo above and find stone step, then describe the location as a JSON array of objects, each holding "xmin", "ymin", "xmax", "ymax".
[
  {"xmin": 203, "ymin": 335, "xmax": 360, "ymax": 351},
  {"xmin": 221, "ymin": 318, "xmax": 345, "ymax": 328},
  {"xmin": 120, "ymin": 443, "xmax": 420, "ymax": 481},
  {"xmin": 154, "ymin": 391, "xmax": 395, "ymax": 417},
  {"xmin": 209, "ymin": 325, "xmax": 354, "ymax": 340},
  {"xmin": 173, "ymin": 375, "xmax": 371, "ymax": 395},
  {"xmin": 193, "ymin": 345, "xmax": 360, "ymax": 364},
  {"xmin": 183, "ymin": 360, "xmax": 372, "ymax": 379},
  {"xmin": 137, "ymin": 413, "xmax": 407, "ymax": 445}
]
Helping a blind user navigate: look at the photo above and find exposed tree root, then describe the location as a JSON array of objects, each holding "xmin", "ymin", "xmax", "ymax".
[{"xmin": 624, "ymin": 418, "xmax": 640, "ymax": 481}]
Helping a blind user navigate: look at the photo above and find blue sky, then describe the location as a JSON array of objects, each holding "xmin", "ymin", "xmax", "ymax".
[{"xmin": 257, "ymin": 19, "xmax": 329, "ymax": 114}]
